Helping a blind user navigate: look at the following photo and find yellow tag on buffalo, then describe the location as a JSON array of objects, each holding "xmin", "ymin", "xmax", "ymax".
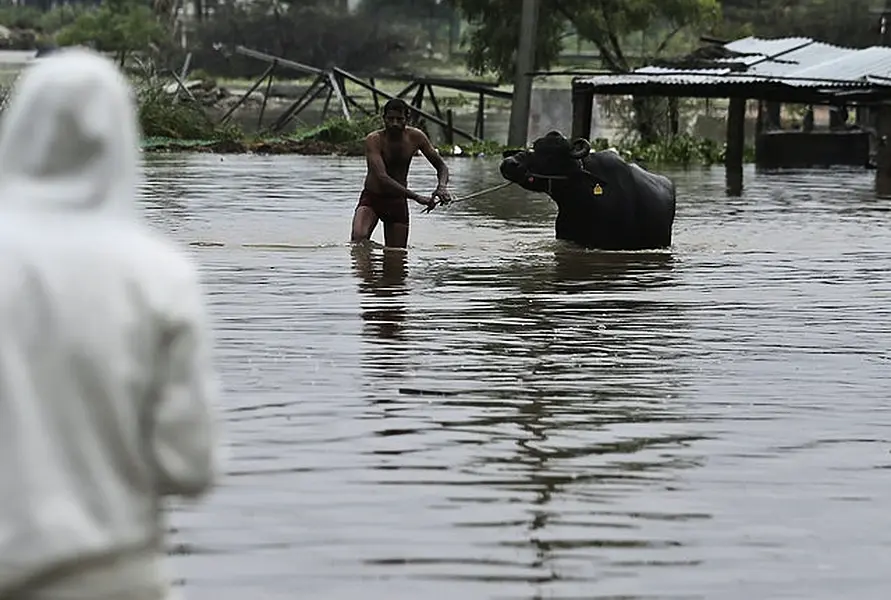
[{"xmin": 593, "ymin": 183, "xmax": 603, "ymax": 195}]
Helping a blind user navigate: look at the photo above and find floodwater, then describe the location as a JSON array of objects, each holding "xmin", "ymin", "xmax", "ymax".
[{"xmin": 140, "ymin": 153, "xmax": 891, "ymax": 600}]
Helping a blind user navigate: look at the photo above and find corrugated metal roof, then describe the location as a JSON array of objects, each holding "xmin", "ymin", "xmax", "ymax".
[
  {"xmin": 575, "ymin": 36, "xmax": 891, "ymax": 91},
  {"xmin": 724, "ymin": 36, "xmax": 815, "ymax": 57}
]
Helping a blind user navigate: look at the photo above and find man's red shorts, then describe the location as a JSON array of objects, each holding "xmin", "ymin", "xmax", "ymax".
[{"xmin": 356, "ymin": 188, "xmax": 409, "ymax": 225}]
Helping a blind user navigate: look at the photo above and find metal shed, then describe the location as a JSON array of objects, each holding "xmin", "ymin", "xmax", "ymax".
[
  {"xmin": 573, "ymin": 37, "xmax": 891, "ymax": 102},
  {"xmin": 569, "ymin": 37, "xmax": 891, "ymax": 197}
]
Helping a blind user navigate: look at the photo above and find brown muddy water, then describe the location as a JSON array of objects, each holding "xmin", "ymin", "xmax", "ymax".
[{"xmin": 139, "ymin": 154, "xmax": 891, "ymax": 600}]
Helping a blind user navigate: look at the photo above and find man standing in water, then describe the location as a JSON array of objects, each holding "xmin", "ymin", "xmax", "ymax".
[{"xmin": 351, "ymin": 98, "xmax": 453, "ymax": 248}]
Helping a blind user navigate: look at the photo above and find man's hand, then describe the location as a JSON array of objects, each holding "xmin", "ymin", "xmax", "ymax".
[
  {"xmin": 432, "ymin": 186, "xmax": 454, "ymax": 205},
  {"xmin": 423, "ymin": 187, "xmax": 453, "ymax": 214},
  {"xmin": 413, "ymin": 195, "xmax": 435, "ymax": 209}
]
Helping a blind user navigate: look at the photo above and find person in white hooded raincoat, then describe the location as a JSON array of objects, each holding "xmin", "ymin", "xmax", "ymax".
[{"xmin": 0, "ymin": 48, "xmax": 222, "ymax": 599}]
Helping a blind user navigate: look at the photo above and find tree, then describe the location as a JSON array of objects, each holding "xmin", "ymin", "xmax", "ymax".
[
  {"xmin": 556, "ymin": 0, "xmax": 721, "ymax": 72},
  {"xmin": 55, "ymin": 0, "xmax": 168, "ymax": 64},
  {"xmin": 359, "ymin": 0, "xmax": 458, "ymax": 55},
  {"xmin": 449, "ymin": 0, "xmax": 720, "ymax": 81},
  {"xmin": 189, "ymin": 0, "xmax": 411, "ymax": 77},
  {"xmin": 449, "ymin": 0, "xmax": 720, "ymax": 142},
  {"xmin": 447, "ymin": 0, "xmax": 567, "ymax": 82},
  {"xmin": 358, "ymin": 0, "xmax": 453, "ymax": 19},
  {"xmin": 717, "ymin": 0, "xmax": 878, "ymax": 48}
]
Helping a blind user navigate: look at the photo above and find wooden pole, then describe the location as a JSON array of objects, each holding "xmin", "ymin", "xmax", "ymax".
[
  {"xmin": 765, "ymin": 102, "xmax": 781, "ymax": 129},
  {"xmin": 425, "ymin": 84, "xmax": 443, "ymax": 118},
  {"xmin": 320, "ymin": 86, "xmax": 334, "ymax": 123},
  {"xmin": 168, "ymin": 70, "xmax": 210, "ymax": 122},
  {"xmin": 258, "ymin": 69, "xmax": 275, "ymax": 130},
  {"xmin": 445, "ymin": 109, "xmax": 454, "ymax": 145},
  {"xmin": 369, "ymin": 77, "xmax": 380, "ymax": 112},
  {"xmin": 475, "ymin": 92, "xmax": 485, "ymax": 139},
  {"xmin": 570, "ymin": 82, "xmax": 594, "ymax": 141},
  {"xmin": 218, "ymin": 62, "xmax": 277, "ymax": 125},
  {"xmin": 425, "ymin": 85, "xmax": 448, "ymax": 140},
  {"xmin": 173, "ymin": 52, "xmax": 192, "ymax": 102},
  {"xmin": 270, "ymin": 74, "xmax": 327, "ymax": 132},
  {"xmin": 668, "ymin": 97, "xmax": 679, "ymax": 137},
  {"xmin": 325, "ymin": 71, "xmax": 351, "ymax": 120},
  {"xmin": 332, "ymin": 67, "xmax": 480, "ymax": 142},
  {"xmin": 235, "ymin": 46, "xmax": 321, "ymax": 76},
  {"xmin": 725, "ymin": 97, "xmax": 746, "ymax": 196},
  {"xmin": 396, "ymin": 82, "xmax": 418, "ymax": 99},
  {"xmin": 234, "ymin": 46, "xmax": 350, "ymax": 121},
  {"xmin": 875, "ymin": 102, "xmax": 891, "ymax": 197},
  {"xmin": 507, "ymin": 0, "xmax": 539, "ymax": 147}
]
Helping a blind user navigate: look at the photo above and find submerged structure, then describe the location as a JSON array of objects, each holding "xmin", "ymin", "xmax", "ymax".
[{"xmin": 571, "ymin": 36, "xmax": 891, "ymax": 197}]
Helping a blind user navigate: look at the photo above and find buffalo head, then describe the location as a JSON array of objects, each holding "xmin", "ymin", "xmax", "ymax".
[{"xmin": 499, "ymin": 130, "xmax": 592, "ymax": 192}]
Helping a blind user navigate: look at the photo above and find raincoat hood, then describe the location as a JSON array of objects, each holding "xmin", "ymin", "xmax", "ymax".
[
  {"xmin": 0, "ymin": 47, "xmax": 140, "ymax": 214},
  {"xmin": 0, "ymin": 48, "xmax": 221, "ymax": 596}
]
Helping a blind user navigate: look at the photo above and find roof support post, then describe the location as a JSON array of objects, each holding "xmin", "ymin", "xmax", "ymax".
[
  {"xmin": 725, "ymin": 97, "xmax": 747, "ymax": 197},
  {"xmin": 875, "ymin": 102, "xmax": 891, "ymax": 197},
  {"xmin": 764, "ymin": 102, "xmax": 781, "ymax": 130},
  {"xmin": 571, "ymin": 83, "xmax": 595, "ymax": 141}
]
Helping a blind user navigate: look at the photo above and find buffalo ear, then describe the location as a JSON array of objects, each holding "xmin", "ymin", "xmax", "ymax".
[
  {"xmin": 569, "ymin": 137, "xmax": 591, "ymax": 159},
  {"xmin": 502, "ymin": 148, "xmax": 523, "ymax": 158}
]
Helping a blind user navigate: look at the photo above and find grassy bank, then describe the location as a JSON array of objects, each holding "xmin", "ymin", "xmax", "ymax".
[
  {"xmin": 138, "ymin": 98, "xmax": 753, "ymax": 166},
  {"xmin": 140, "ymin": 119, "xmax": 754, "ymax": 167}
]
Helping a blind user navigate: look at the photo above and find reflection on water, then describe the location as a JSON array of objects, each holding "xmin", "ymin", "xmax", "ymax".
[
  {"xmin": 142, "ymin": 155, "xmax": 891, "ymax": 600},
  {"xmin": 549, "ymin": 246, "xmax": 677, "ymax": 292},
  {"xmin": 352, "ymin": 244, "xmax": 408, "ymax": 342},
  {"xmin": 349, "ymin": 239, "xmax": 703, "ymax": 597}
]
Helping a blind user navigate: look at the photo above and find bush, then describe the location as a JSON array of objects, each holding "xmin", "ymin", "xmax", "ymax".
[
  {"xmin": 55, "ymin": 0, "xmax": 167, "ymax": 64},
  {"xmin": 130, "ymin": 59, "xmax": 241, "ymax": 141},
  {"xmin": 0, "ymin": 4, "xmax": 87, "ymax": 49},
  {"xmin": 292, "ymin": 115, "xmax": 380, "ymax": 144},
  {"xmin": 592, "ymin": 134, "xmax": 755, "ymax": 166}
]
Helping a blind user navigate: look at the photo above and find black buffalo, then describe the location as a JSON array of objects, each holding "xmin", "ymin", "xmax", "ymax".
[{"xmin": 499, "ymin": 131, "xmax": 677, "ymax": 251}]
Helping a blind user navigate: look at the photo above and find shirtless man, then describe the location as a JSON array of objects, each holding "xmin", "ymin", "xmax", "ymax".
[{"xmin": 351, "ymin": 98, "xmax": 453, "ymax": 248}]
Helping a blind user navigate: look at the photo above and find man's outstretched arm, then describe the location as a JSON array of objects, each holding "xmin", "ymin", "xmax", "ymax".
[
  {"xmin": 417, "ymin": 131, "xmax": 452, "ymax": 201},
  {"xmin": 366, "ymin": 134, "xmax": 432, "ymax": 206}
]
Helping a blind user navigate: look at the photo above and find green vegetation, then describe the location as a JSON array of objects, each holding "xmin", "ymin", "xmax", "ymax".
[
  {"xmin": 132, "ymin": 61, "xmax": 240, "ymax": 141},
  {"xmin": 127, "ymin": 67, "xmax": 752, "ymax": 165},
  {"xmin": 140, "ymin": 113, "xmax": 378, "ymax": 155},
  {"xmin": 592, "ymin": 134, "xmax": 755, "ymax": 166},
  {"xmin": 54, "ymin": 0, "xmax": 167, "ymax": 65},
  {"xmin": 0, "ymin": 4, "xmax": 84, "ymax": 49},
  {"xmin": 0, "ymin": 46, "xmax": 753, "ymax": 165},
  {"xmin": 138, "ymin": 105, "xmax": 754, "ymax": 167},
  {"xmin": 0, "ymin": 0, "xmax": 835, "ymax": 165},
  {"xmin": 714, "ymin": 0, "xmax": 877, "ymax": 47},
  {"xmin": 451, "ymin": 0, "xmax": 721, "ymax": 80}
]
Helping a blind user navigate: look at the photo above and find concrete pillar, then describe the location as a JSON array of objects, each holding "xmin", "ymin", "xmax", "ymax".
[{"xmin": 507, "ymin": 0, "xmax": 540, "ymax": 147}]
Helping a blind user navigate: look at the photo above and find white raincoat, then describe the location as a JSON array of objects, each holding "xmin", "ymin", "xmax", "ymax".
[{"xmin": 0, "ymin": 49, "xmax": 222, "ymax": 597}]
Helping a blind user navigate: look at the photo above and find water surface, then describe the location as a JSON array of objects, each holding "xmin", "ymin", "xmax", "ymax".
[{"xmin": 141, "ymin": 154, "xmax": 891, "ymax": 600}]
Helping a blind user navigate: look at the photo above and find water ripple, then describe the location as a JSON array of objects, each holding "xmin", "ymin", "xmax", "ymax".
[{"xmin": 142, "ymin": 155, "xmax": 891, "ymax": 600}]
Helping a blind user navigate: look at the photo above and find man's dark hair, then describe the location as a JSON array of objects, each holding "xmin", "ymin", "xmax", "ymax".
[{"xmin": 382, "ymin": 98, "xmax": 410, "ymax": 117}]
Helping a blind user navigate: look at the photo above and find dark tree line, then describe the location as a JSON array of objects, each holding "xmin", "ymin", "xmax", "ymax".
[
  {"xmin": 1, "ymin": 0, "xmax": 886, "ymax": 78},
  {"xmin": 716, "ymin": 0, "xmax": 880, "ymax": 48}
]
